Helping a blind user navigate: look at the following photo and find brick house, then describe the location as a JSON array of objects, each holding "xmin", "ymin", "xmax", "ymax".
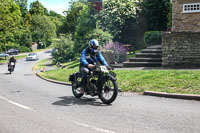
[{"xmin": 162, "ymin": 0, "xmax": 200, "ymax": 67}]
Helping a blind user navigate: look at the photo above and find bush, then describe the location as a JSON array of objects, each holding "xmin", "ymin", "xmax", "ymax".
[
  {"xmin": 144, "ymin": 31, "xmax": 162, "ymax": 46},
  {"xmin": 74, "ymin": 28, "xmax": 113, "ymax": 54},
  {"xmin": 46, "ymin": 39, "xmax": 53, "ymax": 47},
  {"xmin": 102, "ymin": 42, "xmax": 128, "ymax": 63},
  {"xmin": 86, "ymin": 29, "xmax": 113, "ymax": 47},
  {"xmin": 4, "ymin": 42, "xmax": 20, "ymax": 51},
  {"xmin": 19, "ymin": 46, "xmax": 32, "ymax": 53},
  {"xmin": 52, "ymin": 34, "xmax": 75, "ymax": 63}
]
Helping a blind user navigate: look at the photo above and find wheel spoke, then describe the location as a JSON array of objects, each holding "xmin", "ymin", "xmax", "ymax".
[{"xmin": 102, "ymin": 79, "xmax": 115, "ymax": 100}]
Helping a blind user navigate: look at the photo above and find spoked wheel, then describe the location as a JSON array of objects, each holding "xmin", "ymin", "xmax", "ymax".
[
  {"xmin": 98, "ymin": 79, "xmax": 118, "ymax": 104},
  {"xmin": 72, "ymin": 74, "xmax": 84, "ymax": 98}
]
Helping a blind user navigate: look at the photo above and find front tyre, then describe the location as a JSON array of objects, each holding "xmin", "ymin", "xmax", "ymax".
[
  {"xmin": 9, "ymin": 66, "xmax": 13, "ymax": 74},
  {"xmin": 72, "ymin": 74, "xmax": 84, "ymax": 98},
  {"xmin": 98, "ymin": 79, "xmax": 118, "ymax": 104}
]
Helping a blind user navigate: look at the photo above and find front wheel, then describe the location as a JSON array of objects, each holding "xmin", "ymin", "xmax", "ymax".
[
  {"xmin": 9, "ymin": 66, "xmax": 13, "ymax": 74},
  {"xmin": 98, "ymin": 79, "xmax": 118, "ymax": 104},
  {"xmin": 72, "ymin": 74, "xmax": 84, "ymax": 98}
]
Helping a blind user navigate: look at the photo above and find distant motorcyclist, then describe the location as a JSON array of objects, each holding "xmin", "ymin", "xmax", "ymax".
[
  {"xmin": 79, "ymin": 39, "xmax": 109, "ymax": 93},
  {"xmin": 8, "ymin": 56, "xmax": 16, "ymax": 71}
]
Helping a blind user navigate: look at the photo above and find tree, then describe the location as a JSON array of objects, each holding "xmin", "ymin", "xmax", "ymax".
[
  {"xmin": 98, "ymin": 0, "xmax": 141, "ymax": 44},
  {"xmin": 20, "ymin": 28, "xmax": 32, "ymax": 48},
  {"xmin": 49, "ymin": 11, "xmax": 65, "ymax": 36},
  {"xmin": 29, "ymin": 0, "xmax": 44, "ymax": 16},
  {"xmin": 30, "ymin": 15, "xmax": 56, "ymax": 47},
  {"xmin": 14, "ymin": 0, "xmax": 28, "ymax": 17},
  {"xmin": 0, "ymin": 0, "xmax": 21, "ymax": 44},
  {"xmin": 52, "ymin": 34, "xmax": 75, "ymax": 63},
  {"xmin": 142, "ymin": 0, "xmax": 170, "ymax": 31},
  {"xmin": 49, "ymin": 10, "xmax": 64, "ymax": 19},
  {"xmin": 59, "ymin": 1, "xmax": 86, "ymax": 35},
  {"xmin": 73, "ymin": 3, "xmax": 98, "ymax": 53},
  {"xmin": 23, "ymin": 12, "xmax": 32, "ymax": 28}
]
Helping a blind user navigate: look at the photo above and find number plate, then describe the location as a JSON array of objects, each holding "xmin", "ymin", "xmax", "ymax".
[
  {"xmin": 100, "ymin": 66, "xmax": 108, "ymax": 73},
  {"xmin": 11, "ymin": 62, "xmax": 15, "ymax": 65}
]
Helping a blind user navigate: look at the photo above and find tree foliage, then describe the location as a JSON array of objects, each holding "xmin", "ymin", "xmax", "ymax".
[
  {"xmin": 142, "ymin": 0, "xmax": 170, "ymax": 31},
  {"xmin": 86, "ymin": 28, "xmax": 113, "ymax": 47},
  {"xmin": 0, "ymin": 0, "xmax": 21, "ymax": 44},
  {"xmin": 52, "ymin": 34, "xmax": 75, "ymax": 63},
  {"xmin": 14, "ymin": 0, "xmax": 28, "ymax": 17},
  {"xmin": 49, "ymin": 11, "xmax": 65, "ymax": 36},
  {"xmin": 98, "ymin": 0, "xmax": 140, "ymax": 42},
  {"xmin": 73, "ymin": 3, "xmax": 98, "ymax": 53},
  {"xmin": 29, "ymin": 0, "xmax": 44, "ymax": 16},
  {"xmin": 30, "ymin": 15, "xmax": 56, "ymax": 46},
  {"xmin": 59, "ymin": 1, "xmax": 86, "ymax": 35}
]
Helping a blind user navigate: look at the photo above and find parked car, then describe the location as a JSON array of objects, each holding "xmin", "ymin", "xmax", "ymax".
[
  {"xmin": 0, "ymin": 52, "xmax": 9, "ymax": 58},
  {"xmin": 7, "ymin": 49, "xmax": 20, "ymax": 55},
  {"xmin": 26, "ymin": 53, "xmax": 39, "ymax": 61}
]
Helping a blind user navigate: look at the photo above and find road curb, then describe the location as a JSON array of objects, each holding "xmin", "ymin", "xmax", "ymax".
[
  {"xmin": 36, "ymin": 72, "xmax": 72, "ymax": 86},
  {"xmin": 32, "ymin": 66, "xmax": 72, "ymax": 86},
  {"xmin": 144, "ymin": 91, "xmax": 200, "ymax": 101}
]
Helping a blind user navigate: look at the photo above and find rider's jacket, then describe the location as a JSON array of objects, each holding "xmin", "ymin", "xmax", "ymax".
[
  {"xmin": 9, "ymin": 58, "xmax": 16, "ymax": 63},
  {"xmin": 80, "ymin": 47, "xmax": 109, "ymax": 67}
]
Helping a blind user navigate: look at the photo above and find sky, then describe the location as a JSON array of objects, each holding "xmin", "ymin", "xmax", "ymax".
[{"xmin": 28, "ymin": 0, "xmax": 71, "ymax": 15}]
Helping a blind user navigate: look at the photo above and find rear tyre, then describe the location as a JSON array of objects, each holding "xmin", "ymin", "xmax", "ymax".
[
  {"xmin": 72, "ymin": 74, "xmax": 84, "ymax": 98},
  {"xmin": 98, "ymin": 79, "xmax": 118, "ymax": 104}
]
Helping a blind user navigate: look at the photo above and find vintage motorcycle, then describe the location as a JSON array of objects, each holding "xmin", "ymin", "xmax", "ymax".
[
  {"xmin": 8, "ymin": 62, "xmax": 15, "ymax": 74},
  {"xmin": 69, "ymin": 65, "xmax": 118, "ymax": 104}
]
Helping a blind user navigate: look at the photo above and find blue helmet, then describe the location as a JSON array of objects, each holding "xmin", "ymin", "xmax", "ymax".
[
  {"xmin": 89, "ymin": 39, "xmax": 99, "ymax": 54},
  {"xmin": 89, "ymin": 39, "xmax": 99, "ymax": 48}
]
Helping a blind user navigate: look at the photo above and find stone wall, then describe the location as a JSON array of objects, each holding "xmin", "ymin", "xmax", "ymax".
[
  {"xmin": 162, "ymin": 32, "xmax": 200, "ymax": 67},
  {"xmin": 172, "ymin": 0, "xmax": 200, "ymax": 32}
]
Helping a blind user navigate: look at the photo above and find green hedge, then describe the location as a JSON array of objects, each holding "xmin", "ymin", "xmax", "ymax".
[{"xmin": 144, "ymin": 31, "xmax": 162, "ymax": 46}]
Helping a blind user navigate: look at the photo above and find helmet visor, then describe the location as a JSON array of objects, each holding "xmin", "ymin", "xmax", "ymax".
[{"xmin": 93, "ymin": 46, "xmax": 98, "ymax": 50}]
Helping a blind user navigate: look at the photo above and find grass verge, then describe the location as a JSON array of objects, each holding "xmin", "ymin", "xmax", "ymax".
[
  {"xmin": 0, "ymin": 55, "xmax": 27, "ymax": 64},
  {"xmin": 34, "ymin": 59, "xmax": 49, "ymax": 71},
  {"xmin": 36, "ymin": 59, "xmax": 200, "ymax": 95}
]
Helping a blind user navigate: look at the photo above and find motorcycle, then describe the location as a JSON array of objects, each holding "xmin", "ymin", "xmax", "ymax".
[
  {"xmin": 8, "ymin": 62, "xmax": 15, "ymax": 74},
  {"xmin": 69, "ymin": 65, "xmax": 118, "ymax": 104}
]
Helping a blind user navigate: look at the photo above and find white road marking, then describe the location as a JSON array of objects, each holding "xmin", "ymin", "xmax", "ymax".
[
  {"xmin": 74, "ymin": 121, "xmax": 116, "ymax": 133},
  {"xmin": 0, "ymin": 95, "xmax": 36, "ymax": 112}
]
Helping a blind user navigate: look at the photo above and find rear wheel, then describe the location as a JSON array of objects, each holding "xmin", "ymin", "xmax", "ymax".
[
  {"xmin": 98, "ymin": 79, "xmax": 118, "ymax": 104},
  {"xmin": 72, "ymin": 74, "xmax": 84, "ymax": 98}
]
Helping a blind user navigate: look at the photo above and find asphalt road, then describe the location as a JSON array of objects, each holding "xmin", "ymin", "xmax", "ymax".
[{"xmin": 0, "ymin": 50, "xmax": 200, "ymax": 133}]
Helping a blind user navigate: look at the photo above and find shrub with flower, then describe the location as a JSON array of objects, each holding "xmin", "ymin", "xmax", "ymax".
[{"xmin": 102, "ymin": 42, "xmax": 128, "ymax": 63}]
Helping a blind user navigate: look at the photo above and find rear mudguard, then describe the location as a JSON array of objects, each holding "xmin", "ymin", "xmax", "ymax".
[{"xmin": 69, "ymin": 72, "xmax": 80, "ymax": 83}]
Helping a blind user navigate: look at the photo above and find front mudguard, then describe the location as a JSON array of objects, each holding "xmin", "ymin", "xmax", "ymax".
[{"xmin": 106, "ymin": 73, "xmax": 116, "ymax": 81}]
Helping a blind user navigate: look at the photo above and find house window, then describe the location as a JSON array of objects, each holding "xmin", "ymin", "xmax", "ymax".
[{"xmin": 183, "ymin": 3, "xmax": 200, "ymax": 13}]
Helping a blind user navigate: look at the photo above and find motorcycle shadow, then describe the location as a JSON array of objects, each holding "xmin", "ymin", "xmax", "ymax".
[
  {"xmin": 1, "ymin": 72, "xmax": 12, "ymax": 75},
  {"xmin": 52, "ymin": 96, "xmax": 111, "ymax": 107}
]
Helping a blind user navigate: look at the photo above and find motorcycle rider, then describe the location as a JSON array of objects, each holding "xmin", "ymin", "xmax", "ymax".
[
  {"xmin": 8, "ymin": 56, "xmax": 16, "ymax": 71},
  {"xmin": 79, "ymin": 39, "xmax": 109, "ymax": 93}
]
